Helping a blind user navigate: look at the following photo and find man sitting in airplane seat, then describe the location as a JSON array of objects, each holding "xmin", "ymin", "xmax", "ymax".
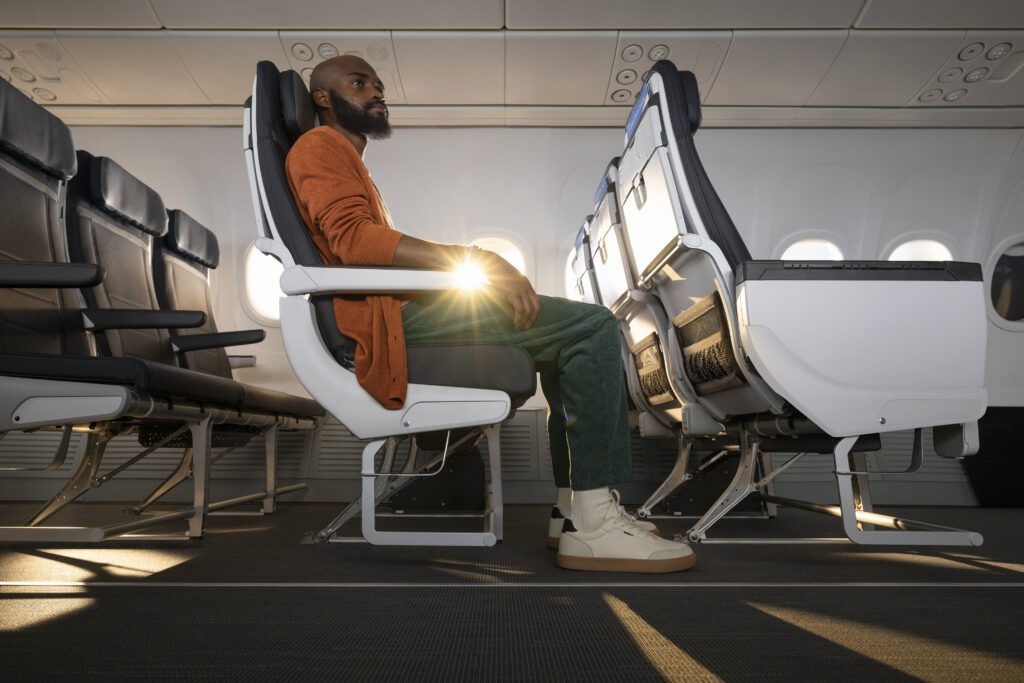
[{"xmin": 285, "ymin": 55, "xmax": 694, "ymax": 573}]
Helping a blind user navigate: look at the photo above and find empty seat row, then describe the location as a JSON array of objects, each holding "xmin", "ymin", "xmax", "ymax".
[
  {"xmin": 569, "ymin": 61, "xmax": 989, "ymax": 547},
  {"xmin": 0, "ymin": 77, "xmax": 324, "ymax": 543}
]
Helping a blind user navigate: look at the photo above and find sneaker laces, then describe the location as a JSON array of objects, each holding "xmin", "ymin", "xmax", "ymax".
[{"xmin": 608, "ymin": 489, "xmax": 654, "ymax": 536}]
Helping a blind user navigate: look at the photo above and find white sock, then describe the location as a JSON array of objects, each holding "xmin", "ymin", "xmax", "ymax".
[
  {"xmin": 570, "ymin": 487, "xmax": 613, "ymax": 533},
  {"xmin": 556, "ymin": 487, "xmax": 572, "ymax": 518}
]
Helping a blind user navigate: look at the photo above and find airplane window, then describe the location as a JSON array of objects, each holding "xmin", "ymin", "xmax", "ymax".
[
  {"xmin": 470, "ymin": 236, "xmax": 527, "ymax": 276},
  {"xmin": 780, "ymin": 238, "xmax": 844, "ymax": 261},
  {"xmin": 243, "ymin": 242, "xmax": 284, "ymax": 324},
  {"xmin": 888, "ymin": 239, "xmax": 954, "ymax": 261},
  {"xmin": 992, "ymin": 243, "xmax": 1024, "ymax": 322}
]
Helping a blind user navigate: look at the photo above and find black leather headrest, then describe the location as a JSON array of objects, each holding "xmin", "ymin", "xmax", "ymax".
[
  {"xmin": 644, "ymin": 61, "xmax": 701, "ymax": 136},
  {"xmin": 82, "ymin": 152, "xmax": 167, "ymax": 236},
  {"xmin": 677, "ymin": 70, "xmax": 702, "ymax": 134},
  {"xmin": 0, "ymin": 79, "xmax": 76, "ymax": 179},
  {"xmin": 165, "ymin": 209, "xmax": 220, "ymax": 268},
  {"xmin": 280, "ymin": 70, "xmax": 317, "ymax": 143}
]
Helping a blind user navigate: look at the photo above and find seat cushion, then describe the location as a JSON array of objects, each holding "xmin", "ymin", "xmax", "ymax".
[
  {"xmin": 240, "ymin": 384, "xmax": 325, "ymax": 418},
  {"xmin": 0, "ymin": 352, "xmax": 325, "ymax": 418},
  {"xmin": 0, "ymin": 353, "xmax": 242, "ymax": 407},
  {"xmin": 406, "ymin": 344, "xmax": 537, "ymax": 408}
]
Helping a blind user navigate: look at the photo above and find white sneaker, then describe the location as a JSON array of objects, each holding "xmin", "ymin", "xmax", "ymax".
[
  {"xmin": 547, "ymin": 496, "xmax": 659, "ymax": 550},
  {"xmin": 557, "ymin": 495, "xmax": 695, "ymax": 573}
]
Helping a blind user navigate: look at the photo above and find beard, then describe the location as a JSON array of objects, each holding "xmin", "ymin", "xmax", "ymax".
[{"xmin": 329, "ymin": 91, "xmax": 392, "ymax": 139}]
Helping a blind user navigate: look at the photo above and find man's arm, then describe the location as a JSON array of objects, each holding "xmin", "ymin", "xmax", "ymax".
[{"xmin": 393, "ymin": 235, "xmax": 541, "ymax": 331}]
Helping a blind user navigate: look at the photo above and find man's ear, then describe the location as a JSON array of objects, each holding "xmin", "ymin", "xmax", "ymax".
[{"xmin": 311, "ymin": 88, "xmax": 331, "ymax": 111}]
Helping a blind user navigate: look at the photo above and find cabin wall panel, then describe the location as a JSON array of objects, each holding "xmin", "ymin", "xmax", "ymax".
[{"xmin": 0, "ymin": 415, "xmax": 980, "ymax": 507}]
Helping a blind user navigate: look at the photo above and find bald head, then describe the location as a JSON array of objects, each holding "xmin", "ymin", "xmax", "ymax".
[
  {"xmin": 310, "ymin": 55, "xmax": 375, "ymax": 96},
  {"xmin": 308, "ymin": 55, "xmax": 391, "ymax": 143}
]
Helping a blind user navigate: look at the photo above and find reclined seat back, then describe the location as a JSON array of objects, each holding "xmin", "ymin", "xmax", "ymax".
[
  {"xmin": 66, "ymin": 151, "xmax": 175, "ymax": 365},
  {"xmin": 567, "ymin": 216, "xmax": 598, "ymax": 305},
  {"xmin": 247, "ymin": 61, "xmax": 356, "ymax": 367},
  {"xmin": 617, "ymin": 62, "xmax": 783, "ymax": 420},
  {"xmin": 153, "ymin": 209, "xmax": 231, "ymax": 378},
  {"xmin": 0, "ymin": 80, "xmax": 87, "ymax": 356}
]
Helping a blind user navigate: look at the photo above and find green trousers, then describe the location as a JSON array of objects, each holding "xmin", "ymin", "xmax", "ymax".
[{"xmin": 402, "ymin": 289, "xmax": 632, "ymax": 491}]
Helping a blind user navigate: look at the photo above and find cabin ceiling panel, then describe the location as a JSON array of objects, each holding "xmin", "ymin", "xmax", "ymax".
[
  {"xmin": 0, "ymin": 30, "xmax": 110, "ymax": 104},
  {"xmin": 171, "ymin": 32, "xmax": 290, "ymax": 106},
  {"xmin": 855, "ymin": 0, "xmax": 1024, "ymax": 30},
  {"xmin": 906, "ymin": 31, "xmax": 1024, "ymax": 107},
  {"xmin": 392, "ymin": 32, "xmax": 503, "ymax": 105},
  {"xmin": 505, "ymin": 31, "xmax": 617, "ymax": 105},
  {"xmin": 148, "ymin": 0, "xmax": 503, "ymax": 30},
  {"xmin": 0, "ymin": 1, "xmax": 160, "ymax": 29},
  {"xmin": 706, "ymin": 31, "xmax": 848, "ymax": 106},
  {"xmin": 806, "ymin": 30, "xmax": 965, "ymax": 106},
  {"xmin": 604, "ymin": 32, "xmax": 731, "ymax": 105},
  {"xmin": 279, "ymin": 32, "xmax": 407, "ymax": 104},
  {"xmin": 504, "ymin": 0, "xmax": 865, "ymax": 30},
  {"xmin": 55, "ymin": 30, "xmax": 210, "ymax": 104}
]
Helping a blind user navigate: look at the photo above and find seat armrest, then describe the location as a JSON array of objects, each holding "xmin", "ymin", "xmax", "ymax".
[
  {"xmin": 228, "ymin": 355, "xmax": 257, "ymax": 369},
  {"xmin": 0, "ymin": 262, "xmax": 103, "ymax": 288},
  {"xmin": 172, "ymin": 329, "xmax": 266, "ymax": 353},
  {"xmin": 280, "ymin": 265, "xmax": 463, "ymax": 296},
  {"xmin": 80, "ymin": 309, "xmax": 206, "ymax": 331}
]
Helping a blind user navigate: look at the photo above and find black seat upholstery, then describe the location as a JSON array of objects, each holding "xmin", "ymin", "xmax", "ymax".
[
  {"xmin": 154, "ymin": 209, "xmax": 255, "ymax": 378},
  {"xmin": 0, "ymin": 351, "xmax": 243, "ymax": 406},
  {"xmin": 407, "ymin": 345, "xmax": 537, "ymax": 404},
  {"xmin": 253, "ymin": 61, "xmax": 537, "ymax": 408},
  {"xmin": 67, "ymin": 151, "xmax": 177, "ymax": 364},
  {"xmin": 0, "ymin": 80, "xmax": 89, "ymax": 357},
  {"xmin": 646, "ymin": 61, "xmax": 752, "ymax": 270},
  {"xmin": 59, "ymin": 150, "xmax": 323, "ymax": 418},
  {"xmin": 254, "ymin": 62, "xmax": 355, "ymax": 366}
]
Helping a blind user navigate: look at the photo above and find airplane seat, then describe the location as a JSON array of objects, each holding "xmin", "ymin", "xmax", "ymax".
[
  {"xmin": 587, "ymin": 157, "xmax": 715, "ymax": 438},
  {"xmin": 610, "ymin": 60, "xmax": 988, "ymax": 544},
  {"xmin": 153, "ymin": 209, "xmax": 265, "ymax": 377},
  {"xmin": 245, "ymin": 60, "xmax": 537, "ymax": 546},
  {"xmin": 64, "ymin": 151, "xmax": 324, "ymax": 419},
  {"xmin": 568, "ymin": 215, "xmax": 598, "ymax": 305},
  {"xmin": 66, "ymin": 150, "xmax": 177, "ymax": 365},
  {"xmin": 257, "ymin": 63, "xmax": 537, "ymax": 409},
  {"xmin": 0, "ymin": 79, "xmax": 89, "ymax": 357},
  {"xmin": 0, "ymin": 80, "xmax": 320, "ymax": 542}
]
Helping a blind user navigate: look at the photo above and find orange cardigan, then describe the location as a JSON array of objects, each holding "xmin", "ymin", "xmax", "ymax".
[{"xmin": 286, "ymin": 126, "xmax": 408, "ymax": 409}]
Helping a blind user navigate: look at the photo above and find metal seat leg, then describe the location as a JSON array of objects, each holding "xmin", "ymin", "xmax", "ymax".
[{"xmin": 26, "ymin": 430, "xmax": 115, "ymax": 526}]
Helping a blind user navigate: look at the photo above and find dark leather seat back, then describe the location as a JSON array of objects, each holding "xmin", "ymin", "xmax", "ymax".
[
  {"xmin": 643, "ymin": 62, "xmax": 752, "ymax": 270},
  {"xmin": 251, "ymin": 60, "xmax": 357, "ymax": 366},
  {"xmin": 0, "ymin": 80, "xmax": 87, "ymax": 356},
  {"xmin": 66, "ymin": 150, "xmax": 174, "ymax": 365},
  {"xmin": 153, "ymin": 209, "xmax": 232, "ymax": 378}
]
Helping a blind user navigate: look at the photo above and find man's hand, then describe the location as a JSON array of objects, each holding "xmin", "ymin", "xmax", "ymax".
[
  {"xmin": 392, "ymin": 235, "xmax": 540, "ymax": 329},
  {"xmin": 477, "ymin": 249, "xmax": 540, "ymax": 330}
]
